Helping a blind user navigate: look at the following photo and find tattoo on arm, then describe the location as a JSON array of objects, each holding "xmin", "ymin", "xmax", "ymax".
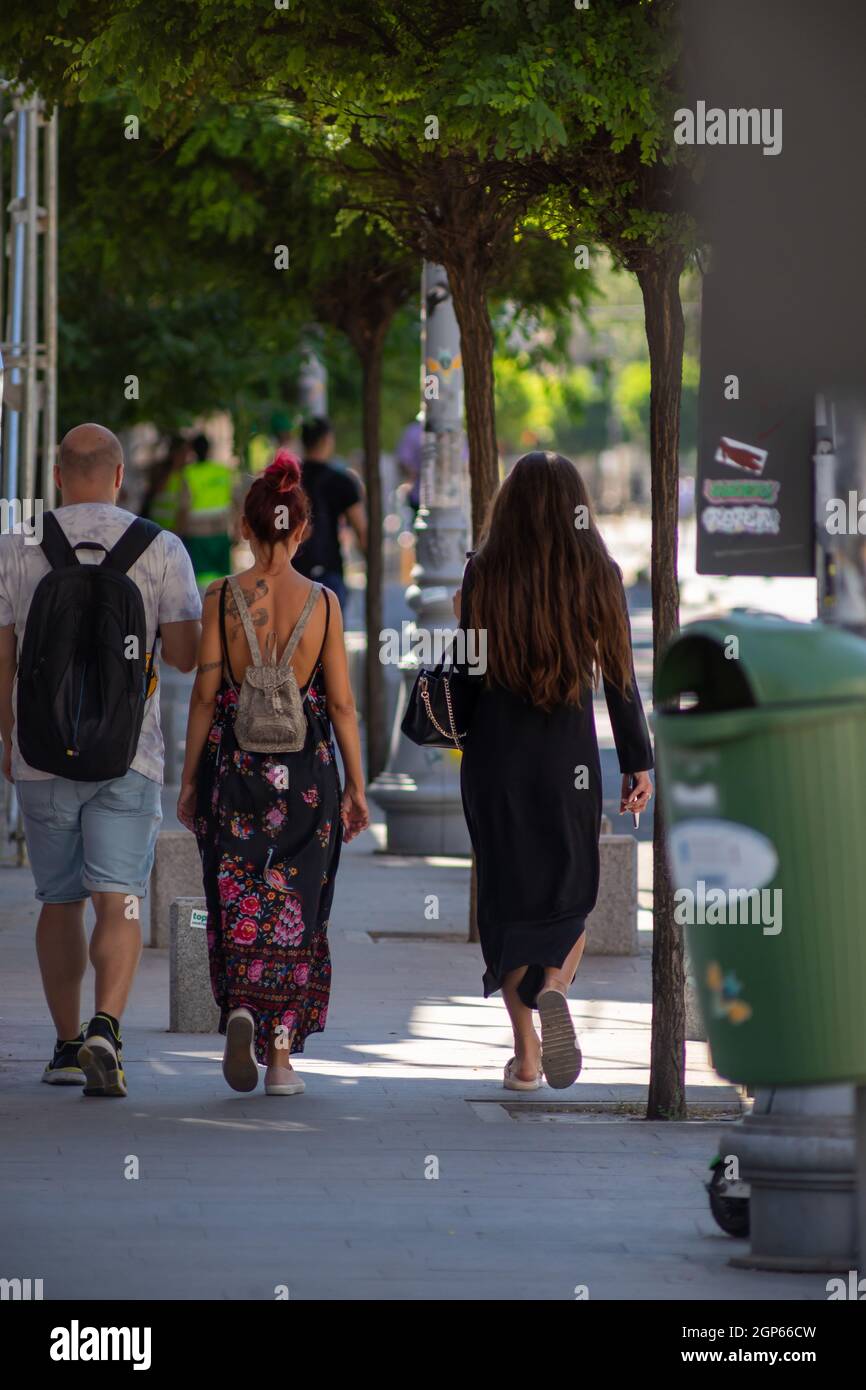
[{"xmin": 198, "ymin": 660, "xmax": 222, "ymax": 674}]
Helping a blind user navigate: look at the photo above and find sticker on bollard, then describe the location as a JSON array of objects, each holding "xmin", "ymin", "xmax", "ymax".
[
  {"xmin": 190, "ymin": 909, "xmax": 208, "ymax": 929},
  {"xmin": 668, "ymin": 818, "xmax": 778, "ymax": 891}
]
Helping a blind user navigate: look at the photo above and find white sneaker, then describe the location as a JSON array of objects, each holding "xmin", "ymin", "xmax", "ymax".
[{"xmin": 222, "ymin": 1009, "xmax": 259, "ymax": 1092}]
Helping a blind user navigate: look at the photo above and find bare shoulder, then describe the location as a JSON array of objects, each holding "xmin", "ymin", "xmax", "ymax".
[{"xmin": 319, "ymin": 586, "xmax": 342, "ymax": 626}]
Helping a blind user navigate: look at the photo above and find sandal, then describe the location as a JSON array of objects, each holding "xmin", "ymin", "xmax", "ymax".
[
  {"xmin": 537, "ymin": 990, "xmax": 582, "ymax": 1089},
  {"xmin": 503, "ymin": 1056, "xmax": 544, "ymax": 1091}
]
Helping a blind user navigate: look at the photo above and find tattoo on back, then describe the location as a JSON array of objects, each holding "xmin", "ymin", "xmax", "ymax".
[
  {"xmin": 226, "ymin": 579, "xmax": 268, "ymax": 619},
  {"xmin": 226, "ymin": 579, "xmax": 271, "ymax": 643}
]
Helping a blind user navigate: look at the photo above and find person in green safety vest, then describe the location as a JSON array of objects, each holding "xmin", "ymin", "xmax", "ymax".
[
  {"xmin": 144, "ymin": 435, "xmax": 191, "ymax": 533},
  {"xmin": 178, "ymin": 432, "xmax": 236, "ymax": 586}
]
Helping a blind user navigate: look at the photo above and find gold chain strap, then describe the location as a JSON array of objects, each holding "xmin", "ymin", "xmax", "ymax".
[{"xmin": 419, "ymin": 675, "xmax": 467, "ymax": 749}]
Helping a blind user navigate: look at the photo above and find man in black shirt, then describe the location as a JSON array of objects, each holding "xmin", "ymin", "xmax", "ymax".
[{"xmin": 295, "ymin": 417, "xmax": 367, "ymax": 610}]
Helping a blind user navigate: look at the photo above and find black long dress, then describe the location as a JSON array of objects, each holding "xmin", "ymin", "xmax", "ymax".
[
  {"xmin": 459, "ymin": 561, "xmax": 653, "ymax": 1009},
  {"xmin": 193, "ymin": 586, "xmax": 343, "ymax": 1063}
]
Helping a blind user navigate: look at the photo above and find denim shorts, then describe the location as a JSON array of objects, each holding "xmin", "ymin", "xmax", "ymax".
[{"xmin": 17, "ymin": 769, "xmax": 163, "ymax": 903}]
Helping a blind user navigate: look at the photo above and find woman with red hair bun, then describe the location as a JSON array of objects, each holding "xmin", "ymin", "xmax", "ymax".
[{"xmin": 178, "ymin": 449, "xmax": 368, "ymax": 1096}]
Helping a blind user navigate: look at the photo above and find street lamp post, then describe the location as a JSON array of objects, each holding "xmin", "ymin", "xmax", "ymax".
[
  {"xmin": 0, "ymin": 91, "xmax": 57, "ymax": 865},
  {"xmin": 368, "ymin": 262, "xmax": 472, "ymax": 854}
]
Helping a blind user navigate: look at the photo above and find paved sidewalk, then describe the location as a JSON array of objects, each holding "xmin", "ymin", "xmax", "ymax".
[{"xmin": 0, "ymin": 828, "xmax": 830, "ymax": 1302}]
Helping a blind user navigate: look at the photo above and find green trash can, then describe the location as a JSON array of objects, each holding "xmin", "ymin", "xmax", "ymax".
[{"xmin": 654, "ymin": 612, "xmax": 866, "ymax": 1088}]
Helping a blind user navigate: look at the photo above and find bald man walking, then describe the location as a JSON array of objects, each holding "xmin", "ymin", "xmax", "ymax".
[{"xmin": 0, "ymin": 424, "xmax": 201, "ymax": 1096}]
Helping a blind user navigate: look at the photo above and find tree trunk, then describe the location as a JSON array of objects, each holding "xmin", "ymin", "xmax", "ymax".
[
  {"xmin": 447, "ymin": 261, "xmax": 499, "ymax": 543},
  {"xmin": 359, "ymin": 327, "xmax": 388, "ymax": 783},
  {"xmin": 637, "ymin": 248, "xmax": 687, "ymax": 1122}
]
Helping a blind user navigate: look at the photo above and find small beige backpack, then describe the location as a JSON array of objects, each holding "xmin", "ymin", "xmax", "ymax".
[{"xmin": 228, "ymin": 577, "xmax": 322, "ymax": 754}]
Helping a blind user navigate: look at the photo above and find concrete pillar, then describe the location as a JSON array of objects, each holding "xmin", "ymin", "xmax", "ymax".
[
  {"xmin": 584, "ymin": 834, "xmax": 639, "ymax": 956},
  {"xmin": 725, "ymin": 1085, "xmax": 857, "ymax": 1271},
  {"xmin": 149, "ymin": 829, "xmax": 203, "ymax": 948},
  {"xmin": 169, "ymin": 897, "xmax": 220, "ymax": 1034},
  {"xmin": 368, "ymin": 263, "xmax": 471, "ymax": 853}
]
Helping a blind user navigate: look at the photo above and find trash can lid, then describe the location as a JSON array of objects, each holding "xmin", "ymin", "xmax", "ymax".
[{"xmin": 655, "ymin": 611, "xmax": 866, "ymax": 710}]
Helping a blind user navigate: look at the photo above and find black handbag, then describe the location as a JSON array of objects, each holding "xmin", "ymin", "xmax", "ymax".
[{"xmin": 401, "ymin": 649, "xmax": 482, "ymax": 751}]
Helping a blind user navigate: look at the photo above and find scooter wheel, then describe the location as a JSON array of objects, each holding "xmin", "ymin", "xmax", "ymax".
[{"xmin": 707, "ymin": 1164, "xmax": 750, "ymax": 1238}]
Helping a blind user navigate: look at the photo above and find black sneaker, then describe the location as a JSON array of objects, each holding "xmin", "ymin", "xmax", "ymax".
[
  {"xmin": 79, "ymin": 1014, "xmax": 127, "ymax": 1098},
  {"xmin": 41, "ymin": 1028, "xmax": 87, "ymax": 1086}
]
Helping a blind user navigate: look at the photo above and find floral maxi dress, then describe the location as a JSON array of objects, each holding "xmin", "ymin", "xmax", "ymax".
[{"xmin": 193, "ymin": 590, "xmax": 342, "ymax": 1063}]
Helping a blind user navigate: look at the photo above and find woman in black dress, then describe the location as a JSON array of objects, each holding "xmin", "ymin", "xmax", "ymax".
[
  {"xmin": 178, "ymin": 451, "xmax": 368, "ymax": 1096},
  {"xmin": 457, "ymin": 452, "xmax": 653, "ymax": 1091}
]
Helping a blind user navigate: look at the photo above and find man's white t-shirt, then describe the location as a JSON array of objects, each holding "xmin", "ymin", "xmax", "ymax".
[{"xmin": 0, "ymin": 503, "xmax": 202, "ymax": 784}]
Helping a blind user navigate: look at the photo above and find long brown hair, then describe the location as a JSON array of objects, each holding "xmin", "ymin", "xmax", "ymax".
[{"xmin": 466, "ymin": 452, "xmax": 633, "ymax": 710}]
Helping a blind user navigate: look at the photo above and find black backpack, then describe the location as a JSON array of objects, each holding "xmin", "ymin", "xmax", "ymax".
[{"xmin": 17, "ymin": 513, "xmax": 161, "ymax": 781}]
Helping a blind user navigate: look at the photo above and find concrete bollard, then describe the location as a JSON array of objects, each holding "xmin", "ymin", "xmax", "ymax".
[
  {"xmin": 150, "ymin": 830, "xmax": 204, "ymax": 948},
  {"xmin": 584, "ymin": 834, "xmax": 639, "ymax": 956},
  {"xmin": 169, "ymin": 897, "xmax": 221, "ymax": 1034},
  {"xmin": 726, "ymin": 1085, "xmax": 857, "ymax": 1272}
]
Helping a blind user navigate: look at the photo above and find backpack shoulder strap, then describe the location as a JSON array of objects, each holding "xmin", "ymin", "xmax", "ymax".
[
  {"xmin": 39, "ymin": 512, "xmax": 77, "ymax": 570},
  {"xmin": 227, "ymin": 574, "xmax": 264, "ymax": 668},
  {"xmin": 103, "ymin": 517, "xmax": 161, "ymax": 575},
  {"xmin": 278, "ymin": 583, "xmax": 322, "ymax": 671}
]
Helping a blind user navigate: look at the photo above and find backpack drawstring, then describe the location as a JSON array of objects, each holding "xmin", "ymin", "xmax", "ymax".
[{"xmin": 267, "ymin": 633, "xmax": 283, "ymax": 715}]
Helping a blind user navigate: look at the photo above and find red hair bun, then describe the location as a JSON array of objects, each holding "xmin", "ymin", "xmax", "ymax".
[
  {"xmin": 264, "ymin": 448, "xmax": 302, "ymax": 491},
  {"xmin": 244, "ymin": 450, "xmax": 311, "ymax": 549}
]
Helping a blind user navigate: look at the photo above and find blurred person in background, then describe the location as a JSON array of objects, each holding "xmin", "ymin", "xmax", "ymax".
[
  {"xmin": 396, "ymin": 416, "xmax": 423, "ymax": 516},
  {"xmin": 179, "ymin": 432, "xmax": 235, "ymax": 587},
  {"xmin": 144, "ymin": 434, "xmax": 191, "ymax": 533},
  {"xmin": 271, "ymin": 409, "xmax": 296, "ymax": 452},
  {"xmin": 294, "ymin": 417, "xmax": 367, "ymax": 611}
]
